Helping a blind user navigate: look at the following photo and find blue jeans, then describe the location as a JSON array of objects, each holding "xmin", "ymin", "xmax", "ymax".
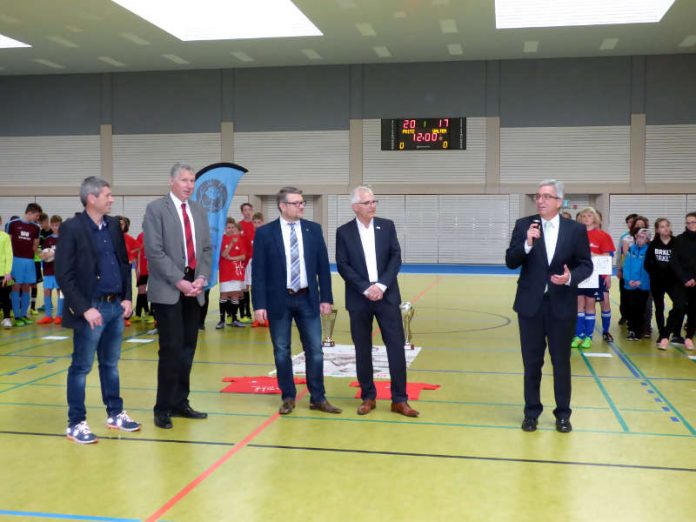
[
  {"xmin": 268, "ymin": 294, "xmax": 326, "ymax": 403},
  {"xmin": 67, "ymin": 299, "xmax": 124, "ymax": 426}
]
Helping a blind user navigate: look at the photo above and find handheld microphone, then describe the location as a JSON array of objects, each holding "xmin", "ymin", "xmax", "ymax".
[{"xmin": 531, "ymin": 219, "xmax": 541, "ymax": 245}]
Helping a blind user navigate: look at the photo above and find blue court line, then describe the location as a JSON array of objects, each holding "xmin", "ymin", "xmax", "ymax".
[
  {"xmin": 607, "ymin": 339, "xmax": 696, "ymax": 436},
  {"xmin": 0, "ymin": 509, "xmax": 140, "ymax": 521},
  {"xmin": 578, "ymin": 351, "xmax": 629, "ymax": 432}
]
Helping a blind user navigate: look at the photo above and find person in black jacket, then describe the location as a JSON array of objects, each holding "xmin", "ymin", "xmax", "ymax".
[
  {"xmin": 645, "ymin": 218, "xmax": 682, "ymax": 350},
  {"xmin": 669, "ymin": 212, "xmax": 696, "ymax": 351},
  {"xmin": 56, "ymin": 176, "xmax": 141, "ymax": 444}
]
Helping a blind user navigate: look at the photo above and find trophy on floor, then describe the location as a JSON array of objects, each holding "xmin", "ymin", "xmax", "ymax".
[
  {"xmin": 400, "ymin": 301, "xmax": 415, "ymax": 350},
  {"xmin": 321, "ymin": 309, "xmax": 338, "ymax": 347}
]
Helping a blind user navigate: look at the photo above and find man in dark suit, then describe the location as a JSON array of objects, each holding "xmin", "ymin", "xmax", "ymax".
[
  {"xmin": 505, "ymin": 179, "xmax": 592, "ymax": 433},
  {"xmin": 335, "ymin": 186, "xmax": 419, "ymax": 417},
  {"xmin": 252, "ymin": 186, "xmax": 341, "ymax": 415},
  {"xmin": 143, "ymin": 162, "xmax": 213, "ymax": 429},
  {"xmin": 56, "ymin": 176, "xmax": 141, "ymax": 444}
]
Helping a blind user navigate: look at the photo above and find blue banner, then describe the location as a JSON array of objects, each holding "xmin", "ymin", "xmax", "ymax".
[{"xmin": 192, "ymin": 162, "xmax": 247, "ymax": 288}]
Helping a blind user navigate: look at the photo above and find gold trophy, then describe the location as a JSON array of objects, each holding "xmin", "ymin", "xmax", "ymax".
[
  {"xmin": 400, "ymin": 302, "xmax": 415, "ymax": 350},
  {"xmin": 321, "ymin": 309, "xmax": 338, "ymax": 347}
]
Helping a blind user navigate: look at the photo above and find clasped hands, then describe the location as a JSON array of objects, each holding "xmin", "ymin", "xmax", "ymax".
[
  {"xmin": 365, "ymin": 284, "xmax": 384, "ymax": 301},
  {"xmin": 176, "ymin": 277, "xmax": 206, "ymax": 297}
]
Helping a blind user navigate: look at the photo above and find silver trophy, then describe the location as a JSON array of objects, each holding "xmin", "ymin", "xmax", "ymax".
[
  {"xmin": 400, "ymin": 302, "xmax": 415, "ymax": 350},
  {"xmin": 321, "ymin": 309, "xmax": 338, "ymax": 347}
]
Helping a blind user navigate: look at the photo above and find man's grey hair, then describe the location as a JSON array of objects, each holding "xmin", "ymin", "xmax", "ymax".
[
  {"xmin": 351, "ymin": 186, "xmax": 374, "ymax": 204},
  {"xmin": 170, "ymin": 162, "xmax": 195, "ymax": 179},
  {"xmin": 538, "ymin": 179, "xmax": 564, "ymax": 200},
  {"xmin": 80, "ymin": 176, "xmax": 110, "ymax": 207},
  {"xmin": 276, "ymin": 186, "xmax": 303, "ymax": 210}
]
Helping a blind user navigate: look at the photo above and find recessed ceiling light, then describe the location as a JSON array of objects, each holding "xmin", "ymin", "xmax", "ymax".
[
  {"xmin": 523, "ymin": 40, "xmax": 539, "ymax": 53},
  {"xmin": 439, "ymin": 19, "xmax": 458, "ymax": 34},
  {"xmin": 447, "ymin": 43, "xmax": 464, "ymax": 55},
  {"xmin": 121, "ymin": 32, "xmax": 151, "ymax": 45},
  {"xmin": 679, "ymin": 35, "xmax": 696, "ymax": 47},
  {"xmin": 600, "ymin": 37, "xmax": 619, "ymax": 50},
  {"xmin": 111, "ymin": 0, "xmax": 322, "ymax": 41},
  {"xmin": 0, "ymin": 33, "xmax": 30, "ymax": 48},
  {"xmin": 46, "ymin": 36, "xmax": 79, "ymax": 48},
  {"xmin": 356, "ymin": 23, "xmax": 377, "ymax": 36},
  {"xmin": 34, "ymin": 58, "xmax": 65, "ymax": 69},
  {"xmin": 495, "ymin": 0, "xmax": 675, "ymax": 29},
  {"xmin": 301, "ymin": 49, "xmax": 322, "ymax": 60},
  {"xmin": 99, "ymin": 56, "xmax": 126, "ymax": 67},
  {"xmin": 231, "ymin": 51, "xmax": 254, "ymax": 62},
  {"xmin": 373, "ymin": 46, "xmax": 392, "ymax": 58},
  {"xmin": 163, "ymin": 54, "xmax": 189, "ymax": 64}
]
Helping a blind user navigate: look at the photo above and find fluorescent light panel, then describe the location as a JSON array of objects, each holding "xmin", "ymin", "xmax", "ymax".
[
  {"xmin": 301, "ymin": 49, "xmax": 322, "ymax": 60},
  {"xmin": 373, "ymin": 46, "xmax": 391, "ymax": 58},
  {"xmin": 495, "ymin": 0, "xmax": 675, "ymax": 29},
  {"xmin": 447, "ymin": 43, "xmax": 463, "ymax": 55},
  {"xmin": 231, "ymin": 51, "xmax": 254, "ymax": 62},
  {"xmin": 99, "ymin": 56, "xmax": 126, "ymax": 67},
  {"xmin": 34, "ymin": 58, "xmax": 64, "ymax": 69},
  {"xmin": 679, "ymin": 35, "xmax": 696, "ymax": 47},
  {"xmin": 0, "ymin": 33, "xmax": 30, "ymax": 48},
  {"xmin": 121, "ymin": 32, "xmax": 150, "ymax": 45},
  {"xmin": 46, "ymin": 35, "xmax": 79, "ymax": 48},
  {"xmin": 111, "ymin": 0, "xmax": 322, "ymax": 41},
  {"xmin": 356, "ymin": 23, "xmax": 376, "ymax": 36},
  {"xmin": 600, "ymin": 37, "xmax": 619, "ymax": 50},
  {"xmin": 163, "ymin": 53, "xmax": 189, "ymax": 64},
  {"xmin": 439, "ymin": 19, "xmax": 458, "ymax": 34},
  {"xmin": 523, "ymin": 40, "xmax": 539, "ymax": 53}
]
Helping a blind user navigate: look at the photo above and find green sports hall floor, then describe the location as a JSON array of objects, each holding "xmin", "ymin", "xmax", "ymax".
[{"xmin": 1, "ymin": 270, "xmax": 694, "ymax": 522}]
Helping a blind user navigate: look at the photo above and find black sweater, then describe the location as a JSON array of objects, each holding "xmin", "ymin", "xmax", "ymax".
[
  {"xmin": 645, "ymin": 236, "xmax": 677, "ymax": 287},
  {"xmin": 670, "ymin": 229, "xmax": 696, "ymax": 284}
]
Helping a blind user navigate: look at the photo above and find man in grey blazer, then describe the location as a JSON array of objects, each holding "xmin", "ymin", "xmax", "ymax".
[{"xmin": 143, "ymin": 162, "xmax": 212, "ymax": 429}]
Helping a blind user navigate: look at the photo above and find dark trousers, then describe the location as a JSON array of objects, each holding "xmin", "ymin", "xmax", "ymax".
[
  {"xmin": 651, "ymin": 280, "xmax": 681, "ymax": 340},
  {"xmin": 517, "ymin": 297, "xmax": 574, "ymax": 420},
  {"xmin": 618, "ymin": 277, "xmax": 627, "ymax": 320},
  {"xmin": 671, "ymin": 285, "xmax": 696, "ymax": 339},
  {"xmin": 0, "ymin": 280, "xmax": 11, "ymax": 317},
  {"xmin": 625, "ymin": 289, "xmax": 650, "ymax": 337},
  {"xmin": 349, "ymin": 300, "xmax": 408, "ymax": 403},
  {"xmin": 153, "ymin": 294, "xmax": 201, "ymax": 414}
]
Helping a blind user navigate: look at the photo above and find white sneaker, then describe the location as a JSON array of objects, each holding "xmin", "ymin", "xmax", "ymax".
[
  {"xmin": 1, "ymin": 318, "xmax": 12, "ymax": 329},
  {"xmin": 106, "ymin": 410, "xmax": 141, "ymax": 432},
  {"xmin": 66, "ymin": 421, "xmax": 98, "ymax": 444}
]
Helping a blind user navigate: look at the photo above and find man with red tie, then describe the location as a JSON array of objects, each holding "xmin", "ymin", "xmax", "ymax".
[{"xmin": 143, "ymin": 162, "xmax": 213, "ymax": 429}]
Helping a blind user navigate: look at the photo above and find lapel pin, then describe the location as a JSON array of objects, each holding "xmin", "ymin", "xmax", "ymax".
[{"xmin": 376, "ymin": 226, "xmax": 381, "ymax": 230}]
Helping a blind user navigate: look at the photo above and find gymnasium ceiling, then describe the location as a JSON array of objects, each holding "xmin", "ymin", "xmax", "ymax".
[{"xmin": 0, "ymin": 0, "xmax": 694, "ymax": 76}]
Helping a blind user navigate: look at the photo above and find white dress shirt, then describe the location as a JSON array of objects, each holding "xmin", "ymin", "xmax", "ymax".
[
  {"xmin": 280, "ymin": 217, "xmax": 308, "ymax": 290},
  {"xmin": 170, "ymin": 192, "xmax": 197, "ymax": 263},
  {"xmin": 355, "ymin": 218, "xmax": 387, "ymax": 295}
]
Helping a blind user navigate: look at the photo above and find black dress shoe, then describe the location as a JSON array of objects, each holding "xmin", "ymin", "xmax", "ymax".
[
  {"xmin": 171, "ymin": 405, "xmax": 208, "ymax": 419},
  {"xmin": 154, "ymin": 412, "xmax": 173, "ymax": 429},
  {"xmin": 556, "ymin": 418, "xmax": 572, "ymax": 433},
  {"xmin": 521, "ymin": 417, "xmax": 538, "ymax": 432}
]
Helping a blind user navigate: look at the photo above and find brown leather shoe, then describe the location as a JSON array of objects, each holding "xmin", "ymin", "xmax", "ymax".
[
  {"xmin": 357, "ymin": 399, "xmax": 377, "ymax": 415},
  {"xmin": 391, "ymin": 401, "xmax": 419, "ymax": 417},
  {"xmin": 279, "ymin": 399, "xmax": 295, "ymax": 415},
  {"xmin": 309, "ymin": 400, "xmax": 342, "ymax": 414}
]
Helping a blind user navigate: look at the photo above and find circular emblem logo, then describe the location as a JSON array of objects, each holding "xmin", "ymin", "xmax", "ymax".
[{"xmin": 195, "ymin": 179, "xmax": 227, "ymax": 212}]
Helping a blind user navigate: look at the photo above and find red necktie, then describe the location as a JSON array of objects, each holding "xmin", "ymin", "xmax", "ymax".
[{"xmin": 181, "ymin": 203, "xmax": 196, "ymax": 269}]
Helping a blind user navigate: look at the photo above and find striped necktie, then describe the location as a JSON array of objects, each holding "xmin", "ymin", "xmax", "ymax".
[{"xmin": 289, "ymin": 222, "xmax": 300, "ymax": 292}]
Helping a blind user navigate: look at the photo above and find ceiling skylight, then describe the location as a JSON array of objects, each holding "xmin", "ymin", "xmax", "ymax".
[
  {"xmin": 0, "ymin": 34, "xmax": 30, "ymax": 48},
  {"xmin": 495, "ymin": 0, "xmax": 675, "ymax": 29},
  {"xmin": 111, "ymin": 0, "xmax": 322, "ymax": 41}
]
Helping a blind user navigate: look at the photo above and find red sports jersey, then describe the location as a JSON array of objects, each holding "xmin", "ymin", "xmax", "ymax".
[
  {"xmin": 8, "ymin": 219, "xmax": 40, "ymax": 259},
  {"xmin": 219, "ymin": 234, "xmax": 246, "ymax": 282},
  {"xmin": 240, "ymin": 220, "xmax": 255, "ymax": 263},
  {"xmin": 136, "ymin": 232, "xmax": 148, "ymax": 276},
  {"xmin": 349, "ymin": 381, "xmax": 440, "ymax": 400},
  {"xmin": 220, "ymin": 376, "xmax": 307, "ymax": 394},
  {"xmin": 42, "ymin": 235, "xmax": 58, "ymax": 276},
  {"xmin": 587, "ymin": 228, "xmax": 615, "ymax": 256},
  {"xmin": 123, "ymin": 233, "xmax": 138, "ymax": 263}
]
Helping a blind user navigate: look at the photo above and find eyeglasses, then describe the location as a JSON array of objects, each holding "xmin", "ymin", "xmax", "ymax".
[
  {"xmin": 686, "ymin": 221, "xmax": 696, "ymax": 225},
  {"xmin": 284, "ymin": 200, "xmax": 306, "ymax": 207},
  {"xmin": 356, "ymin": 200, "xmax": 379, "ymax": 206},
  {"xmin": 533, "ymin": 194, "xmax": 560, "ymax": 201}
]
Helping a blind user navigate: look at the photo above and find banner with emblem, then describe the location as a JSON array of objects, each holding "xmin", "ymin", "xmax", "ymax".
[{"xmin": 192, "ymin": 162, "xmax": 248, "ymax": 288}]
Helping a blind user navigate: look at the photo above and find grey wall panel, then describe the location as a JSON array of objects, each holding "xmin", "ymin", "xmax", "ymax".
[
  {"xmin": 362, "ymin": 61, "xmax": 487, "ymax": 118},
  {"xmin": 646, "ymin": 54, "xmax": 696, "ymax": 124},
  {"xmin": 500, "ymin": 57, "xmax": 632, "ymax": 127},
  {"xmin": 111, "ymin": 70, "xmax": 222, "ymax": 134},
  {"xmin": 234, "ymin": 66, "xmax": 351, "ymax": 131},
  {"xmin": 0, "ymin": 74, "xmax": 101, "ymax": 136}
]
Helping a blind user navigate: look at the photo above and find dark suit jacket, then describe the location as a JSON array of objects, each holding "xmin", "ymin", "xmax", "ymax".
[
  {"xmin": 505, "ymin": 214, "xmax": 592, "ymax": 320},
  {"xmin": 251, "ymin": 218, "xmax": 332, "ymax": 319},
  {"xmin": 55, "ymin": 212, "xmax": 132, "ymax": 328},
  {"xmin": 335, "ymin": 217, "xmax": 402, "ymax": 312}
]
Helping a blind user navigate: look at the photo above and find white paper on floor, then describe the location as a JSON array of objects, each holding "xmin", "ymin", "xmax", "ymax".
[{"xmin": 270, "ymin": 343, "xmax": 422, "ymax": 378}]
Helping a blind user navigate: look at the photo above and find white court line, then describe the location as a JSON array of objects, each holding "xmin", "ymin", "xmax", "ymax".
[
  {"xmin": 583, "ymin": 352, "xmax": 613, "ymax": 358},
  {"xmin": 42, "ymin": 336, "xmax": 69, "ymax": 340},
  {"xmin": 126, "ymin": 338, "xmax": 154, "ymax": 344}
]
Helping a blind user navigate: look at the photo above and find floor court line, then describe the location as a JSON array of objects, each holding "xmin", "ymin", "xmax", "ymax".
[
  {"xmin": 0, "ymin": 509, "xmax": 140, "ymax": 521},
  {"xmin": 578, "ymin": 351, "xmax": 629, "ymax": 432}
]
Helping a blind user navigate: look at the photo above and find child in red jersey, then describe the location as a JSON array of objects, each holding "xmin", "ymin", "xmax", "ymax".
[{"xmin": 217, "ymin": 219, "xmax": 247, "ymax": 329}]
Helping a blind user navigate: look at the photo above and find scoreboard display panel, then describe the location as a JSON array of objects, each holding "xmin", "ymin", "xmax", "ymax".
[{"xmin": 381, "ymin": 118, "xmax": 466, "ymax": 151}]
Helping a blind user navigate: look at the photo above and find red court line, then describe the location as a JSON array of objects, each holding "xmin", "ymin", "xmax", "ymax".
[
  {"xmin": 144, "ymin": 389, "xmax": 308, "ymax": 522},
  {"xmin": 144, "ymin": 276, "xmax": 441, "ymax": 521}
]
